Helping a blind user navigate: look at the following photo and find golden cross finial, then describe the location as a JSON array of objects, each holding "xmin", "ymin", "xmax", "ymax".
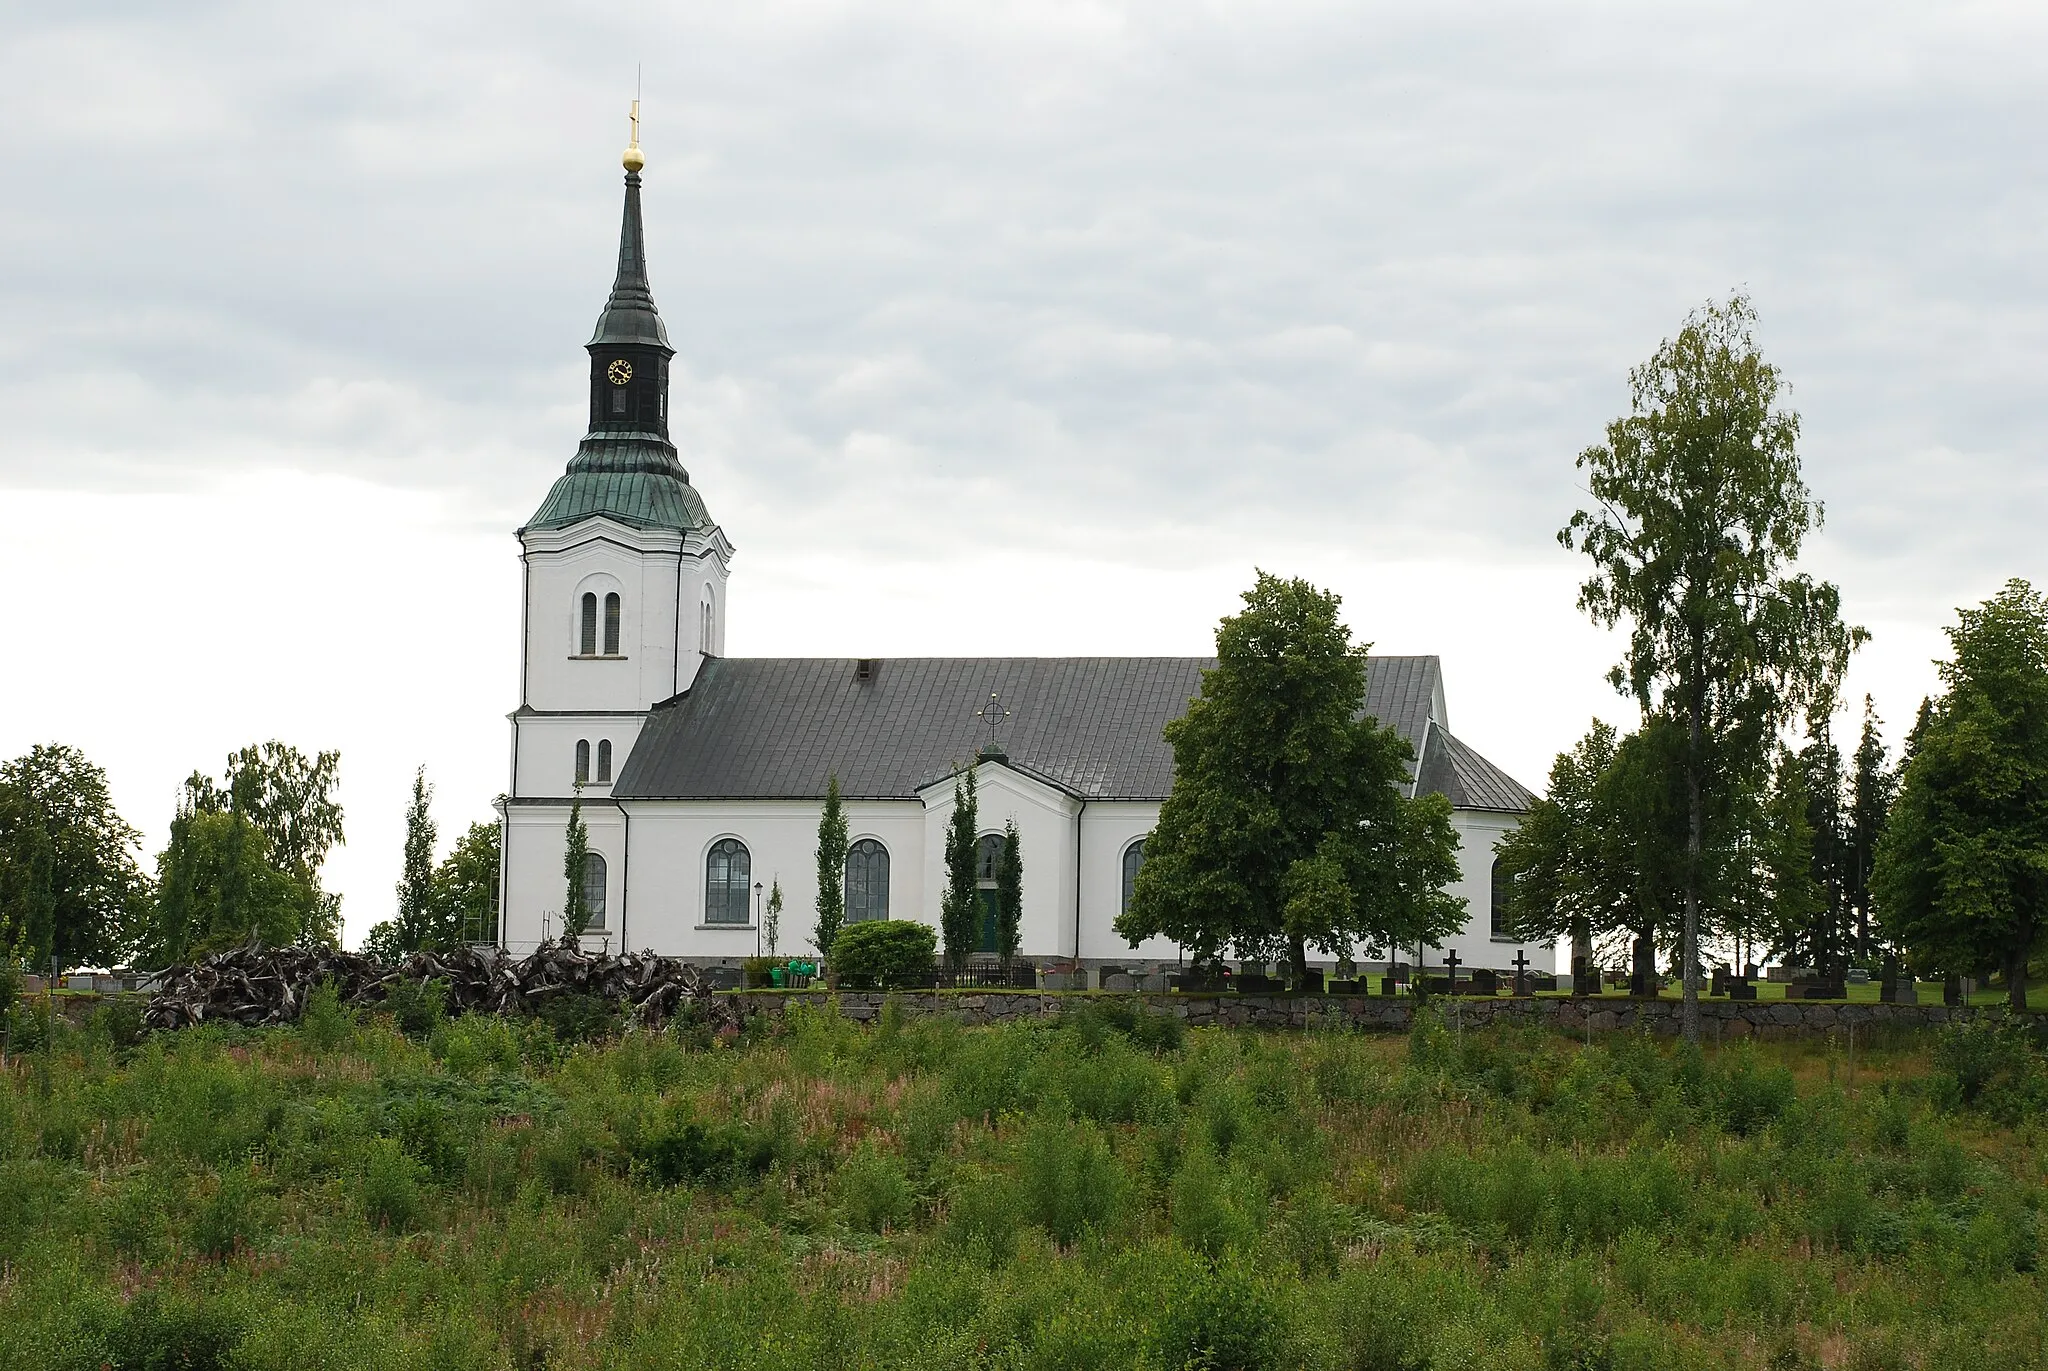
[
  {"xmin": 622, "ymin": 98, "xmax": 645, "ymax": 172},
  {"xmin": 629, "ymin": 99, "xmax": 640, "ymax": 149}
]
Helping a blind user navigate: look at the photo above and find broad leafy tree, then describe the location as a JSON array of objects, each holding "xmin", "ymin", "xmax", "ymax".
[
  {"xmin": 1116, "ymin": 572, "xmax": 1465, "ymax": 980},
  {"xmin": 1874, "ymin": 580, "xmax": 2048, "ymax": 1010},
  {"xmin": 814, "ymin": 774, "xmax": 848, "ymax": 957},
  {"xmin": 143, "ymin": 775, "xmax": 319, "ymax": 963},
  {"xmin": 0, "ymin": 744, "xmax": 148, "ymax": 971},
  {"xmin": 226, "ymin": 742, "xmax": 345, "ymax": 943},
  {"xmin": 1561, "ymin": 294, "xmax": 1863, "ymax": 1042},
  {"xmin": 940, "ymin": 769, "xmax": 980, "ymax": 970},
  {"xmin": 996, "ymin": 821, "xmax": 1023, "ymax": 966}
]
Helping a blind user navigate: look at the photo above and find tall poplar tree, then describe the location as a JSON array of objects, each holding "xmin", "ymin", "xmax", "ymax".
[
  {"xmin": 1561, "ymin": 294, "xmax": 1863, "ymax": 1043},
  {"xmin": 940, "ymin": 769, "xmax": 979, "ymax": 970},
  {"xmin": 1845, "ymin": 696, "xmax": 1895, "ymax": 957},
  {"xmin": 562, "ymin": 790, "xmax": 592, "ymax": 940},
  {"xmin": 1874, "ymin": 580, "xmax": 2048, "ymax": 1010},
  {"xmin": 814, "ymin": 774, "xmax": 848, "ymax": 958},
  {"xmin": 996, "ymin": 821, "xmax": 1023, "ymax": 967}
]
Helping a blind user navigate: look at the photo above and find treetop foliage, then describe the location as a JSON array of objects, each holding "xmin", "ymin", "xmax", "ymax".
[
  {"xmin": 1118, "ymin": 571, "xmax": 1464, "ymax": 975},
  {"xmin": 0, "ymin": 743, "xmax": 147, "ymax": 970}
]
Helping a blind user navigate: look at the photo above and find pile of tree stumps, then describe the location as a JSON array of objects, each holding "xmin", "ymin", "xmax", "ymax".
[{"xmin": 142, "ymin": 938, "xmax": 744, "ymax": 1035}]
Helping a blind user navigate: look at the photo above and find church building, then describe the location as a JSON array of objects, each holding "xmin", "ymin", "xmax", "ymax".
[{"xmin": 497, "ymin": 137, "xmax": 1542, "ymax": 974}]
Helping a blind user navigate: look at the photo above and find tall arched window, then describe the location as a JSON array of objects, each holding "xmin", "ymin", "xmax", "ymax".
[
  {"xmin": 1121, "ymin": 838, "xmax": 1148, "ymax": 916},
  {"xmin": 574, "ymin": 739, "xmax": 591, "ymax": 785},
  {"xmin": 1490, "ymin": 859, "xmax": 1513, "ymax": 941},
  {"xmin": 582, "ymin": 852, "xmax": 608, "ymax": 931},
  {"xmin": 596, "ymin": 740, "xmax": 613, "ymax": 783},
  {"xmin": 701, "ymin": 600, "xmax": 714, "ymax": 654},
  {"xmin": 705, "ymin": 838, "xmax": 751, "ymax": 925},
  {"xmin": 976, "ymin": 833, "xmax": 1004, "ymax": 882},
  {"xmin": 579, "ymin": 593, "xmax": 598, "ymax": 655},
  {"xmin": 603, "ymin": 593, "xmax": 621, "ymax": 655},
  {"xmin": 846, "ymin": 839, "xmax": 890, "ymax": 922}
]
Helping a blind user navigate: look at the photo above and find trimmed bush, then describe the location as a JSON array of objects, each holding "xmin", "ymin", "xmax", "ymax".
[{"xmin": 830, "ymin": 919, "xmax": 937, "ymax": 986}]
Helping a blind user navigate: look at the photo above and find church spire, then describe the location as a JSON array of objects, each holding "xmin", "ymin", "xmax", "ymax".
[{"xmin": 589, "ymin": 102, "xmax": 670, "ymax": 352}]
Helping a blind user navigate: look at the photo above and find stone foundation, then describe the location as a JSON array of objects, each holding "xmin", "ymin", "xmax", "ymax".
[{"xmin": 730, "ymin": 990, "xmax": 2004, "ymax": 1039}]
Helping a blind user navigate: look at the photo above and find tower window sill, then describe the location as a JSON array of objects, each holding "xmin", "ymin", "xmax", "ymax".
[
  {"xmin": 695, "ymin": 923, "xmax": 758, "ymax": 932},
  {"xmin": 568, "ymin": 654, "xmax": 630, "ymax": 661}
]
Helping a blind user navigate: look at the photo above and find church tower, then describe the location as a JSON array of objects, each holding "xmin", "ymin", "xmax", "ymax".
[{"xmin": 500, "ymin": 116, "xmax": 734, "ymax": 948}]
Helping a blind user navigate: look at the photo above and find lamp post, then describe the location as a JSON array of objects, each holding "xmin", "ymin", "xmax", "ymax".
[{"xmin": 754, "ymin": 882, "xmax": 764, "ymax": 959}]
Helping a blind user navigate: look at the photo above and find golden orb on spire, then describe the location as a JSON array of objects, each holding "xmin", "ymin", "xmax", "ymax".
[{"xmin": 622, "ymin": 98, "xmax": 644, "ymax": 172}]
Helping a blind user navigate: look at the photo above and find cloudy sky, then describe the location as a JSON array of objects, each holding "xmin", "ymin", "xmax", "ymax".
[{"xmin": 2, "ymin": 1, "xmax": 2043, "ymax": 950}]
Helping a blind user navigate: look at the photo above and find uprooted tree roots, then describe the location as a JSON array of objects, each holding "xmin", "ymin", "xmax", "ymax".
[{"xmin": 142, "ymin": 938, "xmax": 746, "ymax": 1036}]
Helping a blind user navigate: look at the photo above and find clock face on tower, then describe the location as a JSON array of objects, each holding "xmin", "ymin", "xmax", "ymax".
[{"xmin": 606, "ymin": 359, "xmax": 633, "ymax": 386}]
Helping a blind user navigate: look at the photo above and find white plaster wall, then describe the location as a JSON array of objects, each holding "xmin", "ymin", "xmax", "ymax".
[
  {"xmin": 931, "ymin": 766, "xmax": 1081, "ymax": 959},
  {"xmin": 511, "ymin": 714, "xmax": 646, "ymax": 799},
  {"xmin": 522, "ymin": 523, "xmax": 682, "ymax": 713},
  {"xmin": 501, "ymin": 800, "xmax": 626, "ymax": 953},
  {"xmin": 1422, "ymin": 809, "xmax": 1546, "ymax": 973},
  {"xmin": 1077, "ymin": 802, "xmax": 1180, "ymax": 963},
  {"xmin": 620, "ymin": 800, "xmax": 926, "ymax": 958}
]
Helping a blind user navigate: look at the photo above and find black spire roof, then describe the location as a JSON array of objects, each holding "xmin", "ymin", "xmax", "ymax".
[
  {"xmin": 588, "ymin": 169, "xmax": 671, "ymax": 351},
  {"xmin": 525, "ymin": 157, "xmax": 713, "ymax": 536}
]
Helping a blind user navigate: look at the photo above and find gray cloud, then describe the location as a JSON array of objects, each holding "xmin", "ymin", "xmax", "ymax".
[{"xmin": 3, "ymin": 1, "xmax": 2044, "ymax": 613}]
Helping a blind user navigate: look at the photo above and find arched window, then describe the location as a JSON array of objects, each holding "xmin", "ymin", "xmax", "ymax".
[
  {"xmin": 701, "ymin": 599, "xmax": 714, "ymax": 654},
  {"xmin": 603, "ymin": 593, "xmax": 621, "ymax": 655},
  {"xmin": 846, "ymin": 839, "xmax": 890, "ymax": 923},
  {"xmin": 1490, "ymin": 859, "xmax": 1513, "ymax": 941},
  {"xmin": 580, "ymin": 593, "xmax": 598, "ymax": 655},
  {"xmin": 1121, "ymin": 838, "xmax": 1147, "ymax": 916},
  {"xmin": 976, "ymin": 833, "xmax": 1004, "ymax": 883},
  {"xmin": 574, "ymin": 739, "xmax": 591, "ymax": 786},
  {"xmin": 596, "ymin": 740, "xmax": 613, "ymax": 783},
  {"xmin": 582, "ymin": 852, "xmax": 608, "ymax": 931},
  {"xmin": 705, "ymin": 838, "xmax": 751, "ymax": 925}
]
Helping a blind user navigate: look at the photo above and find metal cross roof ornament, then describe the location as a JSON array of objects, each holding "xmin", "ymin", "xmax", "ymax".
[{"xmin": 976, "ymin": 690, "xmax": 1011, "ymax": 758}]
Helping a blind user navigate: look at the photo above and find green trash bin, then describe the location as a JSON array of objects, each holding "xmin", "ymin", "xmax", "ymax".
[{"xmin": 770, "ymin": 966, "xmax": 787, "ymax": 988}]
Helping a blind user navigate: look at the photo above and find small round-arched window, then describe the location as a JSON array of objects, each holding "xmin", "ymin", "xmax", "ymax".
[
  {"xmin": 846, "ymin": 839, "xmax": 890, "ymax": 923},
  {"xmin": 574, "ymin": 739, "xmax": 591, "ymax": 786},
  {"xmin": 1121, "ymin": 838, "xmax": 1147, "ymax": 916},
  {"xmin": 579, "ymin": 593, "xmax": 599, "ymax": 656},
  {"xmin": 596, "ymin": 740, "xmax": 613, "ymax": 783}
]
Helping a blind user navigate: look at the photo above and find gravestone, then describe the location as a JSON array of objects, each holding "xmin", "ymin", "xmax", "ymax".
[
  {"xmin": 1443, "ymin": 949, "xmax": 1462, "ymax": 992},
  {"xmin": 1389, "ymin": 962, "xmax": 1411, "ymax": 986},
  {"xmin": 1570, "ymin": 952, "xmax": 1593, "ymax": 997},
  {"xmin": 1531, "ymin": 972, "xmax": 1559, "ymax": 993},
  {"xmin": 1710, "ymin": 967, "xmax": 1730, "ymax": 997},
  {"xmin": 1944, "ymin": 975, "xmax": 1964, "ymax": 1007},
  {"xmin": 1629, "ymin": 935, "xmax": 1657, "ymax": 998},
  {"xmin": 1379, "ymin": 975, "xmax": 1402, "ymax": 996},
  {"xmin": 1236, "ymin": 974, "xmax": 1278, "ymax": 994},
  {"xmin": 1326, "ymin": 979, "xmax": 1361, "ymax": 996},
  {"xmin": 1469, "ymin": 968, "xmax": 1499, "ymax": 996},
  {"xmin": 1879, "ymin": 954, "xmax": 1899, "ymax": 1004},
  {"xmin": 1139, "ymin": 973, "xmax": 1173, "ymax": 992},
  {"xmin": 1745, "ymin": 962, "xmax": 1761, "ymax": 981},
  {"xmin": 1728, "ymin": 976, "xmax": 1757, "ymax": 1001},
  {"xmin": 1103, "ymin": 973, "xmax": 1137, "ymax": 992},
  {"xmin": 1293, "ymin": 969, "xmax": 1325, "ymax": 995},
  {"xmin": 1847, "ymin": 967, "xmax": 1870, "ymax": 985},
  {"xmin": 1511, "ymin": 949, "xmax": 1534, "ymax": 998}
]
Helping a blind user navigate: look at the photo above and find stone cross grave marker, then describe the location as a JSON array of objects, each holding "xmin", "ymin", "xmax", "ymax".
[{"xmin": 1512, "ymin": 948, "xmax": 1532, "ymax": 997}]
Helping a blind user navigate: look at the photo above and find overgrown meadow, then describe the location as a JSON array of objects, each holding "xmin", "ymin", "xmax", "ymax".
[{"xmin": 1, "ymin": 993, "xmax": 2044, "ymax": 1370}]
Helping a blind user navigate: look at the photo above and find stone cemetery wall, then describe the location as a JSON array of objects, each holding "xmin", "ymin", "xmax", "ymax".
[{"xmin": 731, "ymin": 990, "xmax": 2006, "ymax": 1039}]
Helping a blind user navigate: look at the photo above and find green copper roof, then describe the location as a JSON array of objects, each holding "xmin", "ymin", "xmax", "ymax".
[{"xmin": 525, "ymin": 432, "xmax": 711, "ymax": 534}]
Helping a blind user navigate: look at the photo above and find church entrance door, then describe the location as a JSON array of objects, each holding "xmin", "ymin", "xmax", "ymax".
[{"xmin": 976, "ymin": 888, "xmax": 1001, "ymax": 955}]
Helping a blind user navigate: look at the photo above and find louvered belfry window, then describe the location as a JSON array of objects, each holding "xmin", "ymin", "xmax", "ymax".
[
  {"xmin": 580, "ymin": 594, "xmax": 598, "ymax": 655},
  {"xmin": 603, "ymin": 593, "xmax": 621, "ymax": 655}
]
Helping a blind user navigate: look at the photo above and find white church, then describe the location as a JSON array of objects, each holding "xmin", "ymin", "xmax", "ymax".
[{"xmin": 496, "ymin": 139, "xmax": 1541, "ymax": 975}]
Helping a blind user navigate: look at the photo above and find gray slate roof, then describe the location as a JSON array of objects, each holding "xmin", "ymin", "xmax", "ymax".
[
  {"xmin": 1416, "ymin": 725, "xmax": 1539, "ymax": 814},
  {"xmin": 611, "ymin": 655, "xmax": 1532, "ymax": 812}
]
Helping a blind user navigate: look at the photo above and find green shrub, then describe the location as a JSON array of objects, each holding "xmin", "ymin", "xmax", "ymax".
[
  {"xmin": 945, "ymin": 1166, "xmax": 1022, "ymax": 1264},
  {"xmin": 89, "ymin": 996, "xmax": 148, "ymax": 1051},
  {"xmin": 192, "ymin": 1166, "xmax": 264, "ymax": 1259},
  {"xmin": 537, "ymin": 990, "xmax": 623, "ymax": 1044},
  {"xmin": 1933, "ymin": 1013, "xmax": 2047, "ymax": 1123},
  {"xmin": 1709, "ymin": 1043, "xmax": 1797, "ymax": 1136},
  {"xmin": 838, "ymin": 1140, "xmax": 913, "ymax": 1232},
  {"xmin": 104, "ymin": 1289, "xmax": 246, "ymax": 1371},
  {"xmin": 1170, "ymin": 1144, "xmax": 1263, "ymax": 1259},
  {"xmin": 359, "ymin": 1137, "xmax": 424, "ymax": 1230},
  {"xmin": 1019, "ymin": 1116, "xmax": 1126, "ymax": 1246},
  {"xmin": 830, "ymin": 920, "xmax": 937, "ymax": 985},
  {"xmin": 1149, "ymin": 1248, "xmax": 1290, "ymax": 1371},
  {"xmin": 636, "ymin": 1120, "xmax": 776, "ymax": 1189},
  {"xmin": 299, "ymin": 980, "xmax": 353, "ymax": 1050},
  {"xmin": 432, "ymin": 1013, "xmax": 522, "ymax": 1078},
  {"xmin": 380, "ymin": 978, "xmax": 446, "ymax": 1039}
]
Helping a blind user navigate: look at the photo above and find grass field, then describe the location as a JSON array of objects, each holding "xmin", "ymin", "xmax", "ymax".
[{"xmin": 1, "ymin": 992, "xmax": 2043, "ymax": 1370}]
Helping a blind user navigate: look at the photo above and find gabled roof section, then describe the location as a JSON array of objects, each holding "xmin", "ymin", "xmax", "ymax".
[
  {"xmin": 1414, "ymin": 726, "xmax": 1538, "ymax": 813},
  {"xmin": 610, "ymin": 653, "xmax": 1528, "ymax": 809}
]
